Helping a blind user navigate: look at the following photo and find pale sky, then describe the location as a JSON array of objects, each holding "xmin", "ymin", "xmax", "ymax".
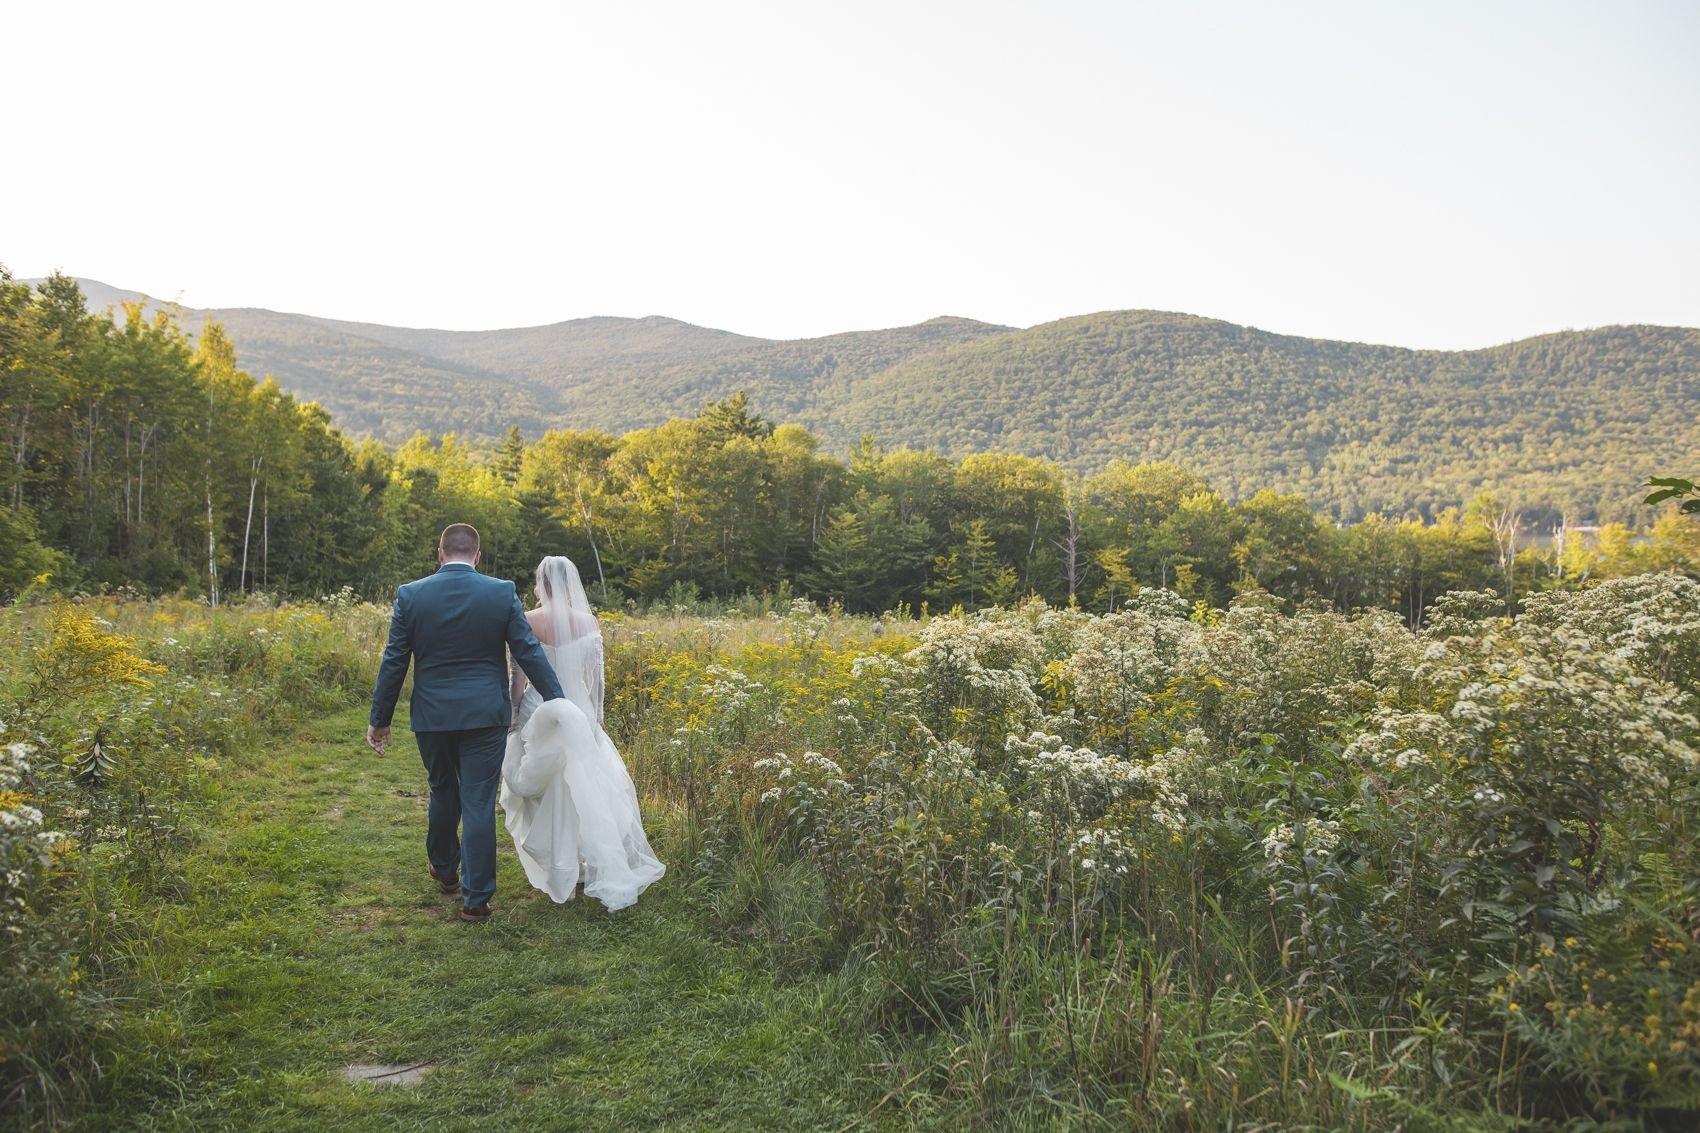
[{"xmin": 3, "ymin": 1, "xmax": 1697, "ymax": 347}]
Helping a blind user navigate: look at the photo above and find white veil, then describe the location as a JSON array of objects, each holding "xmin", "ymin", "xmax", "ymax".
[
  {"xmin": 536, "ymin": 555, "xmax": 604, "ymax": 723},
  {"xmin": 511, "ymin": 553, "xmax": 664, "ymax": 910}
]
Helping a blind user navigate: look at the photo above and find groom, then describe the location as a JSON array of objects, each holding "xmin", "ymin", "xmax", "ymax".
[{"xmin": 368, "ymin": 523, "xmax": 566, "ymax": 922}]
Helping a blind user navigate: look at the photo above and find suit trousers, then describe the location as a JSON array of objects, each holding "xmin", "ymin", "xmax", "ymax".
[{"xmin": 415, "ymin": 725, "xmax": 507, "ymax": 909}]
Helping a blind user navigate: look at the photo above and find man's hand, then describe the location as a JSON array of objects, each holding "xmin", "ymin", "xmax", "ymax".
[{"xmin": 367, "ymin": 725, "xmax": 392, "ymax": 754}]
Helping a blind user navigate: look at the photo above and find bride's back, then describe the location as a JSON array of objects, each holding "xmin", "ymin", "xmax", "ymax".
[
  {"xmin": 534, "ymin": 613, "xmax": 603, "ymax": 720},
  {"xmin": 528, "ymin": 555, "xmax": 606, "ymax": 721},
  {"xmin": 527, "ymin": 605, "xmax": 600, "ymax": 647}
]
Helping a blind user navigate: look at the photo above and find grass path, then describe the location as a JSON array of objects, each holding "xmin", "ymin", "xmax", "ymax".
[{"xmin": 97, "ymin": 705, "xmax": 882, "ymax": 1132}]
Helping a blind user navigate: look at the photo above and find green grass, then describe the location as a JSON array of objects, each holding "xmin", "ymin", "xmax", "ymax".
[{"xmin": 82, "ymin": 706, "xmax": 885, "ymax": 1132}]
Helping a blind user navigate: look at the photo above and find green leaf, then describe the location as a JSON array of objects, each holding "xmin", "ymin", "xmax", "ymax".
[{"xmin": 1328, "ymin": 1072, "xmax": 1383, "ymax": 1101}]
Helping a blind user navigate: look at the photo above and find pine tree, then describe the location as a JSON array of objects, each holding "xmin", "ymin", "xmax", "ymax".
[
  {"xmin": 928, "ymin": 518, "xmax": 1016, "ymax": 609},
  {"xmin": 495, "ymin": 426, "xmax": 525, "ymax": 487},
  {"xmin": 810, "ymin": 508, "xmax": 871, "ymax": 609},
  {"xmin": 697, "ymin": 390, "xmax": 772, "ymax": 441}
]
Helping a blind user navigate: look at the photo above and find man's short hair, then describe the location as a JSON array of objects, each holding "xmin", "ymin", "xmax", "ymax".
[{"xmin": 440, "ymin": 523, "xmax": 480, "ymax": 559}]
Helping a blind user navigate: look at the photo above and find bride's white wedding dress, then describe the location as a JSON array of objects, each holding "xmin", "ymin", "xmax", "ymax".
[{"xmin": 500, "ymin": 558, "xmax": 664, "ymax": 911}]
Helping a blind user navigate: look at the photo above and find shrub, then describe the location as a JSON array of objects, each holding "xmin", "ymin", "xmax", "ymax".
[
  {"xmin": 0, "ymin": 596, "xmax": 384, "ymax": 1123},
  {"xmin": 614, "ymin": 577, "xmax": 1700, "ymax": 1126}
]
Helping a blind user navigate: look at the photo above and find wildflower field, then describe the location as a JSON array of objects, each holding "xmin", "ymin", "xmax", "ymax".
[
  {"xmin": 3, "ymin": 578, "xmax": 1699, "ymax": 1129},
  {"xmin": 1, "ymin": 593, "xmax": 387, "ymax": 1125}
]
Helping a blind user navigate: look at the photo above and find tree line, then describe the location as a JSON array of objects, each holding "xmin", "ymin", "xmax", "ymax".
[
  {"xmin": 4, "ymin": 273, "xmax": 1695, "ymax": 617},
  {"xmin": 83, "ymin": 290, "xmax": 1700, "ymax": 525}
]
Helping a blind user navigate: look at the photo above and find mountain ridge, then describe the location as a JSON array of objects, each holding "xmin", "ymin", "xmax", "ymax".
[
  {"xmin": 28, "ymin": 276, "xmax": 1700, "ymax": 521},
  {"xmin": 61, "ymin": 276, "xmax": 1683, "ymax": 354}
]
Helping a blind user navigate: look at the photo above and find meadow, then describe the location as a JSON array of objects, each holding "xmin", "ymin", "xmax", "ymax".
[{"xmin": 3, "ymin": 578, "xmax": 1698, "ymax": 1129}]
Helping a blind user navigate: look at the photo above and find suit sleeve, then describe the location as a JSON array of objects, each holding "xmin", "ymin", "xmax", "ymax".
[
  {"xmin": 369, "ymin": 588, "xmax": 413, "ymax": 728},
  {"xmin": 506, "ymin": 588, "xmax": 567, "ymax": 702}
]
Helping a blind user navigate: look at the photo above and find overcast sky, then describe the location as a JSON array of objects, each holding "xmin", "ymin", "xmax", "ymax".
[{"xmin": 3, "ymin": 1, "xmax": 1696, "ymax": 346}]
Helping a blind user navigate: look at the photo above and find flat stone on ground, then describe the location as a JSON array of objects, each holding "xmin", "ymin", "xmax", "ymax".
[{"xmin": 342, "ymin": 1061, "xmax": 431, "ymax": 1087}]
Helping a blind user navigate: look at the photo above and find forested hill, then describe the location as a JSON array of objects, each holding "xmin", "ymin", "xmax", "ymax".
[
  {"xmin": 53, "ymin": 279, "xmax": 1700, "ymax": 521},
  {"xmin": 839, "ymin": 312, "xmax": 1700, "ymax": 522}
]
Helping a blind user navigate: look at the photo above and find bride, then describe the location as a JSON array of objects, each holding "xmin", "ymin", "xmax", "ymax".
[{"xmin": 500, "ymin": 556, "xmax": 664, "ymax": 911}]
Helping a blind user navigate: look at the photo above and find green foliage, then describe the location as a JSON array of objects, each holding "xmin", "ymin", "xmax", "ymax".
[
  {"xmin": 52, "ymin": 280, "xmax": 1700, "ymax": 522},
  {"xmin": 616, "ymin": 580, "xmax": 1700, "ymax": 1126},
  {"xmin": 0, "ymin": 596, "xmax": 385, "ymax": 1122},
  {"xmin": 6, "ymin": 275, "xmax": 1698, "ymax": 623},
  {"xmin": 0, "ymin": 506, "xmax": 63, "ymax": 600},
  {"xmin": 4, "ymin": 585, "xmax": 1698, "ymax": 1127},
  {"xmin": 841, "ymin": 313, "xmax": 1700, "ymax": 525},
  {"xmin": 1648, "ymin": 475, "xmax": 1700, "ymax": 515}
]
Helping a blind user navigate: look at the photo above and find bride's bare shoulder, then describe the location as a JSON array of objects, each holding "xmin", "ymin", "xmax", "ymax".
[{"xmin": 526, "ymin": 606, "xmax": 556, "ymax": 646}]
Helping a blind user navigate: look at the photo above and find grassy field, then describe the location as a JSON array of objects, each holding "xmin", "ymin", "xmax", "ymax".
[
  {"xmin": 84, "ymin": 703, "xmax": 883, "ymax": 1132},
  {"xmin": 7, "ymin": 588, "xmax": 1699, "ymax": 1130}
]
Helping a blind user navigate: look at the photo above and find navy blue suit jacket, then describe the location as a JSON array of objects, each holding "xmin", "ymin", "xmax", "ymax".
[{"xmin": 369, "ymin": 562, "xmax": 566, "ymax": 733}]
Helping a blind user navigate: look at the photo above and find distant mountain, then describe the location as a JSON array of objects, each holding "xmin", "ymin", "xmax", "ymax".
[
  {"xmin": 837, "ymin": 311, "xmax": 1700, "ymax": 521},
  {"xmin": 67, "ymin": 279, "xmax": 157, "ymax": 311},
  {"xmin": 46, "ymin": 278, "xmax": 1700, "ymax": 521}
]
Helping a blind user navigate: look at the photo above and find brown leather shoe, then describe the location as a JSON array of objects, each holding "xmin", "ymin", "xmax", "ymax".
[
  {"xmin": 458, "ymin": 903, "xmax": 493, "ymax": 923},
  {"xmin": 428, "ymin": 864, "xmax": 460, "ymax": 896}
]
